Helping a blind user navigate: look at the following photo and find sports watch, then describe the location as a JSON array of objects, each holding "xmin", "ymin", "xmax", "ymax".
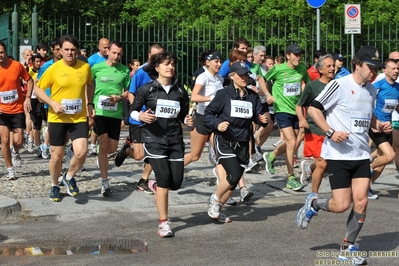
[{"xmin": 325, "ymin": 128, "xmax": 335, "ymax": 139}]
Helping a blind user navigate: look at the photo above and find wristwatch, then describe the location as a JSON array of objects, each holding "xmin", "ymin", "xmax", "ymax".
[{"xmin": 325, "ymin": 128, "xmax": 335, "ymax": 138}]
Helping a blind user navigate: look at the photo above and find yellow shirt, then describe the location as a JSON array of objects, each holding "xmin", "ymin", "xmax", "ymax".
[{"xmin": 37, "ymin": 60, "xmax": 92, "ymax": 123}]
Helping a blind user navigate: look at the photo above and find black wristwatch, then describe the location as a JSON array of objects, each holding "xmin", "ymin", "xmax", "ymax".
[{"xmin": 326, "ymin": 128, "xmax": 335, "ymax": 139}]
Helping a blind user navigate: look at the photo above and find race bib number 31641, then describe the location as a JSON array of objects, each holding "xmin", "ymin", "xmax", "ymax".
[{"xmin": 61, "ymin": 98, "xmax": 83, "ymax": 115}]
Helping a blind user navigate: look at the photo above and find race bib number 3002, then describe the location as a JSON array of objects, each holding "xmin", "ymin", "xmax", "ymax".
[
  {"xmin": 230, "ymin": 100, "xmax": 253, "ymax": 119},
  {"xmin": 61, "ymin": 98, "xmax": 83, "ymax": 114},
  {"xmin": 351, "ymin": 112, "xmax": 371, "ymax": 133},
  {"xmin": 155, "ymin": 99, "xmax": 180, "ymax": 118}
]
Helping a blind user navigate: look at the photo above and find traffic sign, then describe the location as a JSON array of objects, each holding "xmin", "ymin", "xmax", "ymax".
[
  {"xmin": 345, "ymin": 4, "xmax": 361, "ymax": 34},
  {"xmin": 306, "ymin": 0, "xmax": 327, "ymax": 9}
]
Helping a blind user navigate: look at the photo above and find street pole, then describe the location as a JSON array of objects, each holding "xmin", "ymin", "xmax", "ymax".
[
  {"xmin": 316, "ymin": 8, "xmax": 320, "ymax": 50},
  {"xmin": 351, "ymin": 34, "xmax": 355, "ymax": 59}
]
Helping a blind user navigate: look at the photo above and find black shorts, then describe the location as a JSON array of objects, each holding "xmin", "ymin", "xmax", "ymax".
[
  {"xmin": 193, "ymin": 113, "xmax": 213, "ymax": 135},
  {"xmin": 327, "ymin": 159, "xmax": 371, "ymax": 190},
  {"xmin": 0, "ymin": 113, "xmax": 25, "ymax": 130},
  {"xmin": 93, "ymin": 115, "xmax": 122, "ymax": 141},
  {"xmin": 48, "ymin": 122, "xmax": 89, "ymax": 146},
  {"xmin": 29, "ymin": 98, "xmax": 44, "ymax": 130},
  {"xmin": 368, "ymin": 129, "xmax": 392, "ymax": 147},
  {"xmin": 122, "ymin": 98, "xmax": 130, "ymax": 126},
  {"xmin": 129, "ymin": 124, "xmax": 143, "ymax": 143},
  {"xmin": 213, "ymin": 134, "xmax": 249, "ymax": 166},
  {"xmin": 143, "ymin": 141, "xmax": 185, "ymax": 160},
  {"xmin": 275, "ymin": 112, "xmax": 299, "ymax": 130}
]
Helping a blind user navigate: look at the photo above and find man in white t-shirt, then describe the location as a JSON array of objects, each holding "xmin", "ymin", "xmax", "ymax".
[{"xmin": 296, "ymin": 46, "xmax": 391, "ymax": 266}]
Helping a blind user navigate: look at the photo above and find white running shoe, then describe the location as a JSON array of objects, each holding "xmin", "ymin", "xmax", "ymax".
[{"xmin": 300, "ymin": 159, "xmax": 313, "ymax": 187}]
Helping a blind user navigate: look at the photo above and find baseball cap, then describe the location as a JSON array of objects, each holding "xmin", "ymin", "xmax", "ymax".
[
  {"xmin": 286, "ymin": 44, "xmax": 304, "ymax": 54},
  {"xmin": 333, "ymin": 54, "xmax": 344, "ymax": 61},
  {"xmin": 355, "ymin": 46, "xmax": 383, "ymax": 68},
  {"xmin": 229, "ymin": 61, "xmax": 248, "ymax": 75},
  {"xmin": 206, "ymin": 52, "xmax": 223, "ymax": 61}
]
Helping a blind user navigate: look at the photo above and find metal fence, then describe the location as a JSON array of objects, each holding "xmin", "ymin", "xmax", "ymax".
[{"xmin": 12, "ymin": 14, "xmax": 399, "ymax": 85}]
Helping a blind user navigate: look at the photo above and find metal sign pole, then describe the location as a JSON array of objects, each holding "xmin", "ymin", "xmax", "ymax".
[
  {"xmin": 317, "ymin": 8, "xmax": 320, "ymax": 50},
  {"xmin": 351, "ymin": 34, "xmax": 355, "ymax": 59}
]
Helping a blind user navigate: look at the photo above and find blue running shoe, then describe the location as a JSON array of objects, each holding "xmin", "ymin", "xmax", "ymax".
[
  {"xmin": 49, "ymin": 186, "xmax": 61, "ymax": 202},
  {"xmin": 338, "ymin": 244, "xmax": 367, "ymax": 265},
  {"xmin": 62, "ymin": 176, "xmax": 79, "ymax": 196},
  {"xmin": 296, "ymin": 192, "xmax": 318, "ymax": 229}
]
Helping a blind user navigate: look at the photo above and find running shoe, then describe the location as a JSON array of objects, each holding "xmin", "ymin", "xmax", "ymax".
[
  {"xmin": 114, "ymin": 143, "xmax": 130, "ymax": 167},
  {"xmin": 286, "ymin": 175, "xmax": 303, "ymax": 191},
  {"xmin": 293, "ymin": 155, "xmax": 299, "ymax": 168},
  {"xmin": 137, "ymin": 178, "xmax": 154, "ymax": 195},
  {"xmin": 27, "ymin": 136, "xmax": 35, "ymax": 153},
  {"xmin": 88, "ymin": 145, "xmax": 97, "ymax": 156},
  {"xmin": 101, "ymin": 179, "xmax": 112, "ymax": 197},
  {"xmin": 36, "ymin": 145, "xmax": 42, "ymax": 158},
  {"xmin": 296, "ymin": 192, "xmax": 318, "ymax": 229},
  {"xmin": 338, "ymin": 244, "xmax": 367, "ymax": 265},
  {"xmin": 108, "ymin": 151, "xmax": 117, "ymax": 160},
  {"xmin": 61, "ymin": 175, "xmax": 79, "ymax": 196},
  {"xmin": 244, "ymin": 159, "xmax": 258, "ymax": 173},
  {"xmin": 208, "ymin": 196, "xmax": 222, "ymax": 220},
  {"xmin": 218, "ymin": 211, "xmax": 232, "ymax": 223},
  {"xmin": 11, "ymin": 150, "xmax": 22, "ymax": 167},
  {"xmin": 300, "ymin": 159, "xmax": 313, "ymax": 187},
  {"xmin": 240, "ymin": 186, "xmax": 254, "ymax": 202},
  {"xmin": 225, "ymin": 197, "xmax": 237, "ymax": 206},
  {"xmin": 273, "ymin": 139, "xmax": 284, "ymax": 147},
  {"xmin": 49, "ymin": 186, "xmax": 61, "ymax": 202},
  {"xmin": 7, "ymin": 167, "xmax": 16, "ymax": 181},
  {"xmin": 263, "ymin": 152, "xmax": 275, "ymax": 174},
  {"xmin": 157, "ymin": 219, "xmax": 174, "ymax": 238},
  {"xmin": 207, "ymin": 142, "xmax": 217, "ymax": 165},
  {"xmin": 368, "ymin": 188, "xmax": 379, "ymax": 200},
  {"xmin": 251, "ymin": 151, "xmax": 263, "ymax": 163}
]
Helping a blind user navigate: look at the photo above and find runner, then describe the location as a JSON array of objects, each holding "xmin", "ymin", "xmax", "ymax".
[
  {"xmin": 296, "ymin": 46, "xmax": 389, "ymax": 265},
  {"xmin": 35, "ymin": 35, "xmax": 94, "ymax": 202},
  {"xmin": 0, "ymin": 41, "xmax": 33, "ymax": 179},
  {"xmin": 91, "ymin": 41, "xmax": 130, "ymax": 196},
  {"xmin": 368, "ymin": 58, "xmax": 399, "ymax": 199},
  {"xmin": 206, "ymin": 61, "xmax": 268, "ymax": 223},
  {"xmin": 296, "ymin": 54, "xmax": 335, "ymax": 192},
  {"xmin": 129, "ymin": 51, "xmax": 192, "ymax": 237},
  {"xmin": 262, "ymin": 44, "xmax": 311, "ymax": 191}
]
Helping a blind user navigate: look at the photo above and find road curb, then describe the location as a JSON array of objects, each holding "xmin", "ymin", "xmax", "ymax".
[{"xmin": 0, "ymin": 196, "xmax": 21, "ymax": 222}]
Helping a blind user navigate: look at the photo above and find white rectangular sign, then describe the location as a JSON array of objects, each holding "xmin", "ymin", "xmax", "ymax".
[{"xmin": 345, "ymin": 4, "xmax": 361, "ymax": 34}]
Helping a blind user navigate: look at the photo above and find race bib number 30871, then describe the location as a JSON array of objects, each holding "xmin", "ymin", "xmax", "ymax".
[{"xmin": 61, "ymin": 98, "xmax": 83, "ymax": 114}]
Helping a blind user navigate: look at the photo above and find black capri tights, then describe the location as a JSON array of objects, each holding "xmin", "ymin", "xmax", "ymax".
[
  {"xmin": 219, "ymin": 157, "xmax": 245, "ymax": 190},
  {"xmin": 147, "ymin": 158, "xmax": 184, "ymax": 190}
]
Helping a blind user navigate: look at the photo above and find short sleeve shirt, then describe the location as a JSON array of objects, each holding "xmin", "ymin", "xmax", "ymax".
[
  {"xmin": 195, "ymin": 68, "xmax": 224, "ymax": 115},
  {"xmin": 37, "ymin": 60, "xmax": 93, "ymax": 123},
  {"xmin": 265, "ymin": 62, "xmax": 310, "ymax": 115},
  {"xmin": 92, "ymin": 61, "xmax": 130, "ymax": 119},
  {"xmin": 0, "ymin": 59, "xmax": 31, "ymax": 114}
]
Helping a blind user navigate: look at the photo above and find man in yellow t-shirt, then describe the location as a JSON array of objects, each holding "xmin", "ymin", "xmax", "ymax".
[{"xmin": 35, "ymin": 35, "xmax": 94, "ymax": 202}]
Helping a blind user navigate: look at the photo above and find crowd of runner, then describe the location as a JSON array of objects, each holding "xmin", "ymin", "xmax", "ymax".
[{"xmin": 1, "ymin": 34, "xmax": 398, "ymax": 265}]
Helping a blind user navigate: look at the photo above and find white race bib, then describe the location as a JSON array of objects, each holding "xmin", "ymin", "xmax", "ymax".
[
  {"xmin": 61, "ymin": 98, "xmax": 83, "ymax": 114},
  {"xmin": 351, "ymin": 112, "xmax": 371, "ymax": 133},
  {"xmin": 97, "ymin": 95, "xmax": 118, "ymax": 111},
  {"xmin": 230, "ymin": 100, "xmax": 253, "ymax": 119},
  {"xmin": 283, "ymin": 83, "xmax": 300, "ymax": 96},
  {"xmin": 0, "ymin": 89, "xmax": 18, "ymax": 104},
  {"xmin": 382, "ymin": 99, "xmax": 398, "ymax": 113},
  {"xmin": 155, "ymin": 99, "xmax": 180, "ymax": 118}
]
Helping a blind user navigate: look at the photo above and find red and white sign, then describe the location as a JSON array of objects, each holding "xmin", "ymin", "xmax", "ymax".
[{"xmin": 345, "ymin": 4, "xmax": 361, "ymax": 34}]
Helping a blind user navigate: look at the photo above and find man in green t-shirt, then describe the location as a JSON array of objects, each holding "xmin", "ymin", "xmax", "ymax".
[
  {"xmin": 296, "ymin": 54, "xmax": 335, "ymax": 193},
  {"xmin": 262, "ymin": 44, "xmax": 311, "ymax": 191},
  {"xmin": 91, "ymin": 41, "xmax": 130, "ymax": 196}
]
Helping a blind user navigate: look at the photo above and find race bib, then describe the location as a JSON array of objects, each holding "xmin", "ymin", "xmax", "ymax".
[
  {"xmin": 61, "ymin": 98, "xmax": 83, "ymax": 114},
  {"xmin": 97, "ymin": 95, "xmax": 118, "ymax": 111},
  {"xmin": 0, "ymin": 89, "xmax": 18, "ymax": 104},
  {"xmin": 155, "ymin": 99, "xmax": 180, "ymax": 118},
  {"xmin": 283, "ymin": 83, "xmax": 300, "ymax": 96},
  {"xmin": 351, "ymin": 112, "xmax": 371, "ymax": 133},
  {"xmin": 230, "ymin": 100, "xmax": 253, "ymax": 119},
  {"xmin": 382, "ymin": 99, "xmax": 398, "ymax": 113}
]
